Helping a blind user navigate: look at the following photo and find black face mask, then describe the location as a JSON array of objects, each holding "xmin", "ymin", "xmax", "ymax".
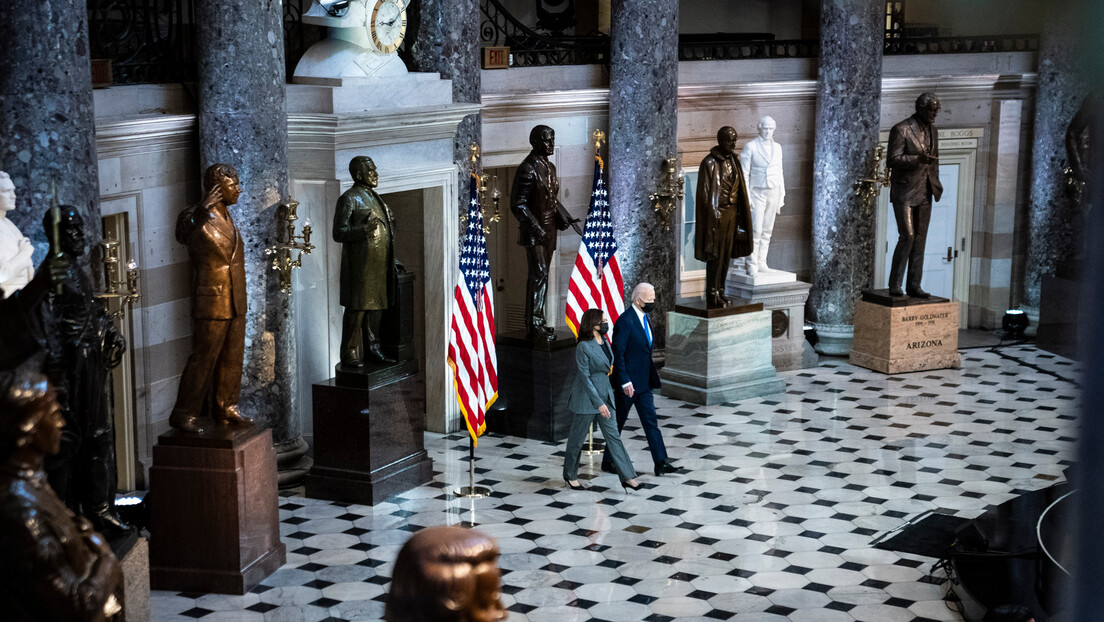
[
  {"xmin": 598, "ymin": 322, "xmax": 609, "ymax": 335},
  {"xmin": 641, "ymin": 302, "xmax": 655, "ymax": 314}
]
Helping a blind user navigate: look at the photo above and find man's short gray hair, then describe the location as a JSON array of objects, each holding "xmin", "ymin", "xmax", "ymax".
[
  {"xmin": 758, "ymin": 116, "xmax": 776, "ymax": 129},
  {"xmin": 631, "ymin": 282, "xmax": 655, "ymax": 303}
]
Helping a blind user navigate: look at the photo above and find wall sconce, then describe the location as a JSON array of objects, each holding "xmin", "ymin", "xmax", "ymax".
[
  {"xmin": 855, "ymin": 145, "xmax": 891, "ymax": 213},
  {"xmin": 650, "ymin": 156, "xmax": 684, "ymax": 231},
  {"xmin": 94, "ymin": 236, "xmax": 140, "ymax": 319},
  {"xmin": 265, "ymin": 198, "xmax": 315, "ymax": 294},
  {"xmin": 479, "ymin": 172, "xmax": 501, "ymax": 228}
]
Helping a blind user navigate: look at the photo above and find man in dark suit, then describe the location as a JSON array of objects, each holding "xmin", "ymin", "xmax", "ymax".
[
  {"xmin": 887, "ymin": 92, "xmax": 944, "ymax": 298},
  {"xmin": 602, "ymin": 282, "xmax": 681, "ymax": 476},
  {"xmin": 511, "ymin": 125, "xmax": 573, "ymax": 340},
  {"xmin": 169, "ymin": 163, "xmax": 252, "ymax": 433}
]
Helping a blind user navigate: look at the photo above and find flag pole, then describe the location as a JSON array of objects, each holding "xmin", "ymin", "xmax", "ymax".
[{"xmin": 455, "ymin": 435, "xmax": 492, "ymax": 498}]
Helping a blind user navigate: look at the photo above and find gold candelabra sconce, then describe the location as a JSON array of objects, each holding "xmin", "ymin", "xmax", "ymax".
[
  {"xmin": 265, "ymin": 198, "xmax": 315, "ymax": 294},
  {"xmin": 855, "ymin": 145, "xmax": 891, "ymax": 214},
  {"xmin": 94, "ymin": 237, "xmax": 140, "ymax": 319},
  {"xmin": 464, "ymin": 142, "xmax": 500, "ymax": 235},
  {"xmin": 650, "ymin": 156, "xmax": 684, "ymax": 231}
]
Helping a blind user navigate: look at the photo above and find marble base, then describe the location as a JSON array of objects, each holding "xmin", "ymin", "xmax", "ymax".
[
  {"xmin": 488, "ymin": 329, "xmax": 577, "ymax": 442},
  {"xmin": 728, "ymin": 268, "xmax": 798, "ymax": 286},
  {"xmin": 727, "ymin": 278, "xmax": 815, "ymax": 372},
  {"xmin": 812, "ymin": 322, "xmax": 854, "ymax": 356},
  {"xmin": 851, "ymin": 297, "xmax": 962, "ymax": 374},
  {"xmin": 306, "ymin": 374, "xmax": 433, "ymax": 505},
  {"xmin": 120, "ymin": 537, "xmax": 150, "ymax": 622},
  {"xmin": 150, "ymin": 426, "xmax": 286, "ymax": 594},
  {"xmin": 659, "ymin": 310, "xmax": 785, "ymax": 405}
]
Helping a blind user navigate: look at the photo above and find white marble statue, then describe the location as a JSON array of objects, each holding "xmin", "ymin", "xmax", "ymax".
[
  {"xmin": 292, "ymin": 0, "xmax": 408, "ymax": 82},
  {"xmin": 739, "ymin": 116, "xmax": 786, "ymax": 276},
  {"xmin": 0, "ymin": 171, "xmax": 34, "ymax": 298}
]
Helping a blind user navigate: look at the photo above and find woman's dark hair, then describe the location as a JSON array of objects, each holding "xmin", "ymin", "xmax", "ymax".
[
  {"xmin": 577, "ymin": 309, "xmax": 604, "ymax": 343},
  {"xmin": 983, "ymin": 604, "xmax": 1033, "ymax": 622}
]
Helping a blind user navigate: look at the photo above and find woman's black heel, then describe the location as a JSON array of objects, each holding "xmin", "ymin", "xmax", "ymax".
[
  {"xmin": 565, "ymin": 479, "xmax": 587, "ymax": 491},
  {"xmin": 621, "ymin": 480, "xmax": 643, "ymax": 492}
]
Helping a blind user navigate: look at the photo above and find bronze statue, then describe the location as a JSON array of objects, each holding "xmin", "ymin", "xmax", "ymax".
[
  {"xmin": 0, "ymin": 370, "xmax": 123, "ymax": 621},
  {"xmin": 334, "ymin": 156, "xmax": 398, "ymax": 367},
  {"xmin": 169, "ymin": 163, "xmax": 252, "ymax": 434},
  {"xmin": 384, "ymin": 525, "xmax": 508, "ymax": 622},
  {"xmin": 887, "ymin": 92, "xmax": 943, "ymax": 298},
  {"xmin": 511, "ymin": 125, "xmax": 578, "ymax": 340},
  {"xmin": 37, "ymin": 206, "xmax": 132, "ymax": 540},
  {"xmin": 696, "ymin": 126, "xmax": 754, "ymax": 307}
]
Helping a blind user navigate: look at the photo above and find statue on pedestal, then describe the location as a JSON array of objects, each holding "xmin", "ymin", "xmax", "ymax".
[
  {"xmin": 385, "ymin": 525, "xmax": 508, "ymax": 622},
  {"xmin": 334, "ymin": 156, "xmax": 399, "ymax": 367},
  {"xmin": 0, "ymin": 172, "xmax": 34, "ymax": 298},
  {"xmin": 38, "ymin": 206, "xmax": 133, "ymax": 540},
  {"xmin": 511, "ymin": 125, "xmax": 577, "ymax": 340},
  {"xmin": 696, "ymin": 126, "xmax": 753, "ymax": 307},
  {"xmin": 739, "ymin": 116, "xmax": 786, "ymax": 276},
  {"xmin": 0, "ymin": 370, "xmax": 123, "ymax": 621},
  {"xmin": 887, "ymin": 92, "xmax": 943, "ymax": 298},
  {"xmin": 169, "ymin": 164, "xmax": 252, "ymax": 434}
]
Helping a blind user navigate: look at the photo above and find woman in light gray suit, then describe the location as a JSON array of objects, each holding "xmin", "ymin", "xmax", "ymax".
[{"xmin": 564, "ymin": 309, "xmax": 642, "ymax": 491}]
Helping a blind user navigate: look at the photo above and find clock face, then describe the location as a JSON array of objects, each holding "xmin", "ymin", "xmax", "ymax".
[{"xmin": 370, "ymin": 0, "xmax": 407, "ymax": 54}]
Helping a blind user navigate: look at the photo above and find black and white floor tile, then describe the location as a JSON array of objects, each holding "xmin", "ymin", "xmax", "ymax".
[{"xmin": 151, "ymin": 344, "xmax": 1079, "ymax": 621}]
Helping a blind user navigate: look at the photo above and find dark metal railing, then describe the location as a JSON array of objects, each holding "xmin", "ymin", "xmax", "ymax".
[
  {"xmin": 883, "ymin": 34, "xmax": 1039, "ymax": 55},
  {"xmin": 481, "ymin": 0, "xmax": 608, "ymax": 67},
  {"xmin": 88, "ymin": 0, "xmax": 197, "ymax": 84},
  {"xmin": 283, "ymin": 0, "xmax": 324, "ymax": 81},
  {"xmin": 679, "ymin": 38, "xmax": 819, "ymax": 61}
]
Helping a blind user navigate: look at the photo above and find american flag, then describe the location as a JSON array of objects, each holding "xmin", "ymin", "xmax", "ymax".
[
  {"xmin": 447, "ymin": 174, "xmax": 498, "ymax": 444},
  {"xmin": 565, "ymin": 155, "xmax": 625, "ymax": 335}
]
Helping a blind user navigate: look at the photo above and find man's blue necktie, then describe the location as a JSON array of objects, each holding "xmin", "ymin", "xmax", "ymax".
[{"xmin": 643, "ymin": 313, "xmax": 652, "ymax": 347}]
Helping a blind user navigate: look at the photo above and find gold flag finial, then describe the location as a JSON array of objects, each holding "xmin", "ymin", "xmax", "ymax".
[{"xmin": 592, "ymin": 129, "xmax": 606, "ymax": 155}]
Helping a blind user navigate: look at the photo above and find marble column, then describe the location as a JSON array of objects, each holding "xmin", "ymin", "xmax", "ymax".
[
  {"xmin": 194, "ymin": 0, "xmax": 304, "ymax": 476},
  {"xmin": 409, "ymin": 1, "xmax": 481, "ymax": 221},
  {"xmin": 1023, "ymin": 0, "xmax": 1087, "ymax": 319},
  {"xmin": 807, "ymin": 0, "xmax": 884, "ymax": 355},
  {"xmin": 0, "ymin": 0, "xmax": 100, "ymax": 259},
  {"xmin": 608, "ymin": 0, "xmax": 679, "ymax": 349}
]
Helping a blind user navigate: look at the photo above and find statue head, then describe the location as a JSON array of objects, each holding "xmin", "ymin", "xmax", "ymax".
[
  {"xmin": 0, "ymin": 172, "xmax": 15, "ymax": 219},
  {"xmin": 42, "ymin": 204, "xmax": 85, "ymax": 258},
  {"xmin": 915, "ymin": 92, "xmax": 941, "ymax": 125},
  {"xmin": 529, "ymin": 125, "xmax": 555, "ymax": 157},
  {"xmin": 385, "ymin": 526, "xmax": 508, "ymax": 622},
  {"xmin": 0, "ymin": 370, "xmax": 63, "ymax": 464},
  {"xmin": 350, "ymin": 156, "xmax": 379, "ymax": 189},
  {"xmin": 202, "ymin": 163, "xmax": 241, "ymax": 206},
  {"xmin": 757, "ymin": 116, "xmax": 777, "ymax": 142},
  {"xmin": 717, "ymin": 126, "xmax": 738, "ymax": 156}
]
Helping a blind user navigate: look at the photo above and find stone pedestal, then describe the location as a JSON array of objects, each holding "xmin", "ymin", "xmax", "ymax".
[
  {"xmin": 120, "ymin": 538, "xmax": 150, "ymax": 622},
  {"xmin": 306, "ymin": 373, "xmax": 433, "ymax": 505},
  {"xmin": 150, "ymin": 426, "xmax": 285, "ymax": 594},
  {"xmin": 851, "ymin": 290, "xmax": 962, "ymax": 374},
  {"xmin": 487, "ymin": 329, "xmax": 577, "ymax": 442},
  {"xmin": 660, "ymin": 302, "xmax": 785, "ymax": 405},
  {"xmin": 727, "ymin": 276, "xmax": 815, "ymax": 372}
]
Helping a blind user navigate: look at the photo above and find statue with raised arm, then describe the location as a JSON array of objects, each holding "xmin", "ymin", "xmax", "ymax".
[
  {"xmin": 0, "ymin": 172, "xmax": 34, "ymax": 298},
  {"xmin": 334, "ymin": 155, "xmax": 399, "ymax": 367}
]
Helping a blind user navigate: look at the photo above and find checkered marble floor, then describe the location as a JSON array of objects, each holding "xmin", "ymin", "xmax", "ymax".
[{"xmin": 152, "ymin": 344, "xmax": 1079, "ymax": 621}]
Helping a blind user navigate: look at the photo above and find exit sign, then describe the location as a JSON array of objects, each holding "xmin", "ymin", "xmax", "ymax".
[{"xmin": 482, "ymin": 46, "xmax": 510, "ymax": 69}]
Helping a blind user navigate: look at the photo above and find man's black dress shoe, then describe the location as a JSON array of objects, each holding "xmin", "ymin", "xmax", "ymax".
[
  {"xmin": 655, "ymin": 461, "xmax": 684, "ymax": 476},
  {"xmin": 888, "ymin": 287, "xmax": 905, "ymax": 297},
  {"xmin": 907, "ymin": 287, "xmax": 931, "ymax": 299}
]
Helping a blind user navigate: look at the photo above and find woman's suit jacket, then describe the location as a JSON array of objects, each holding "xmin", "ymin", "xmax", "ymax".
[{"xmin": 566, "ymin": 338, "xmax": 615, "ymax": 415}]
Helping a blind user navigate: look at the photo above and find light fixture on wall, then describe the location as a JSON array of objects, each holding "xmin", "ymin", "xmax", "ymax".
[
  {"xmin": 855, "ymin": 145, "xmax": 891, "ymax": 213},
  {"xmin": 266, "ymin": 199, "xmax": 315, "ymax": 295},
  {"xmin": 1002, "ymin": 309, "xmax": 1029, "ymax": 340},
  {"xmin": 650, "ymin": 155, "xmax": 684, "ymax": 231},
  {"xmin": 94, "ymin": 235, "xmax": 140, "ymax": 319}
]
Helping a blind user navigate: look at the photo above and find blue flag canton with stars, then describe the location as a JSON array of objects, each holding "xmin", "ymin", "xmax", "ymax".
[
  {"xmin": 583, "ymin": 159, "xmax": 616, "ymax": 271},
  {"xmin": 461, "ymin": 176, "xmax": 490, "ymax": 297}
]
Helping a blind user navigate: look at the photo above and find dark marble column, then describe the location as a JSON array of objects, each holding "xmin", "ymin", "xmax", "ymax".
[
  {"xmin": 194, "ymin": 0, "xmax": 303, "ymax": 474},
  {"xmin": 608, "ymin": 0, "xmax": 679, "ymax": 349},
  {"xmin": 1023, "ymin": 0, "xmax": 1087, "ymax": 318},
  {"xmin": 0, "ymin": 0, "xmax": 100, "ymax": 258},
  {"xmin": 807, "ymin": 0, "xmax": 884, "ymax": 355},
  {"xmin": 408, "ymin": 0, "xmax": 481, "ymax": 216}
]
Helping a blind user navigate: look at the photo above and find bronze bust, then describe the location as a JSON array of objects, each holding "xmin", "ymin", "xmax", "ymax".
[
  {"xmin": 887, "ymin": 92, "xmax": 943, "ymax": 298},
  {"xmin": 696, "ymin": 126, "xmax": 754, "ymax": 307},
  {"xmin": 385, "ymin": 525, "xmax": 508, "ymax": 622},
  {"xmin": 334, "ymin": 155, "xmax": 399, "ymax": 367},
  {"xmin": 511, "ymin": 125, "xmax": 576, "ymax": 340},
  {"xmin": 169, "ymin": 163, "xmax": 252, "ymax": 433},
  {"xmin": 0, "ymin": 370, "xmax": 123, "ymax": 621},
  {"xmin": 38, "ymin": 206, "xmax": 132, "ymax": 540}
]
